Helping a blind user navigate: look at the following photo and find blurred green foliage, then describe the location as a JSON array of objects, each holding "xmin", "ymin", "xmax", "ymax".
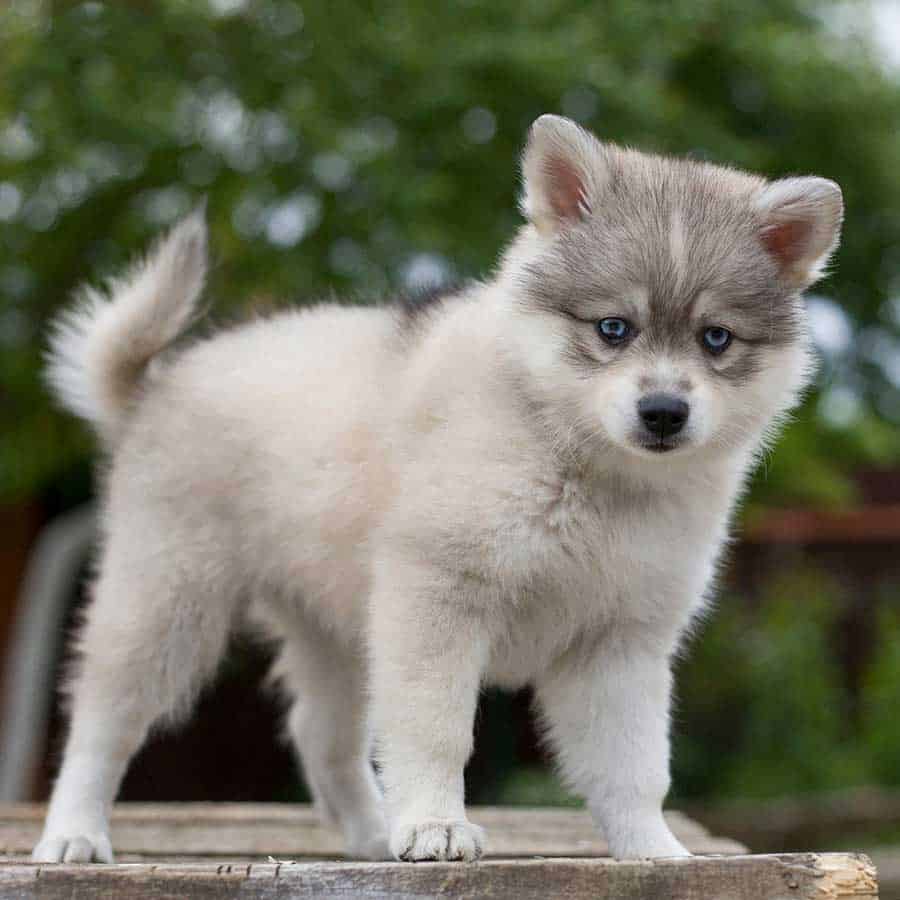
[
  {"xmin": 860, "ymin": 600, "xmax": 900, "ymax": 788},
  {"xmin": 674, "ymin": 571, "xmax": 864, "ymax": 800},
  {"xmin": 1, "ymin": 0, "xmax": 899, "ymax": 502}
]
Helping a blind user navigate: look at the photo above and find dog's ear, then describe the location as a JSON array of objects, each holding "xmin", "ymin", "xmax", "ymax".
[
  {"xmin": 520, "ymin": 115, "xmax": 606, "ymax": 234},
  {"xmin": 756, "ymin": 177, "xmax": 843, "ymax": 289}
]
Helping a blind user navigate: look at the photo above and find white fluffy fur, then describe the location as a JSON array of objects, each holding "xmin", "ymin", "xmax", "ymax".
[
  {"xmin": 45, "ymin": 208, "xmax": 207, "ymax": 442},
  {"xmin": 34, "ymin": 119, "xmax": 841, "ymax": 865}
]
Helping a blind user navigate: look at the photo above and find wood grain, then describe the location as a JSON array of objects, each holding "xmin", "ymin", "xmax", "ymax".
[
  {"xmin": 686, "ymin": 786, "xmax": 900, "ymax": 852},
  {"xmin": 0, "ymin": 854, "xmax": 879, "ymax": 899},
  {"xmin": 0, "ymin": 803, "xmax": 746, "ymax": 858},
  {"xmin": 0, "ymin": 804, "xmax": 879, "ymax": 898}
]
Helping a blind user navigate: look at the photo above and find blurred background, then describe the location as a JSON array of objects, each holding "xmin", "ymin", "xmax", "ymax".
[{"xmin": 1, "ymin": 0, "xmax": 899, "ymax": 883}]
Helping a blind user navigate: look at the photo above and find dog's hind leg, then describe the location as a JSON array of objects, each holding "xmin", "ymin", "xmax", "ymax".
[
  {"xmin": 32, "ymin": 532, "xmax": 240, "ymax": 864},
  {"xmin": 274, "ymin": 616, "xmax": 388, "ymax": 860}
]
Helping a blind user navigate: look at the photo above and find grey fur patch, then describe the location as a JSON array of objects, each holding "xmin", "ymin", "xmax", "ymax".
[
  {"xmin": 714, "ymin": 344, "xmax": 766, "ymax": 384},
  {"xmin": 516, "ymin": 146, "xmax": 805, "ymax": 376},
  {"xmin": 394, "ymin": 280, "xmax": 474, "ymax": 329}
]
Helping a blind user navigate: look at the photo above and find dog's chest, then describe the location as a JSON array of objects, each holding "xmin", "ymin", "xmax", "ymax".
[{"xmin": 483, "ymin": 473, "xmax": 726, "ymax": 687}]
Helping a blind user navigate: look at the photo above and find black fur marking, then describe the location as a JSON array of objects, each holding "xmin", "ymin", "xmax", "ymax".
[{"xmin": 395, "ymin": 280, "xmax": 474, "ymax": 328}]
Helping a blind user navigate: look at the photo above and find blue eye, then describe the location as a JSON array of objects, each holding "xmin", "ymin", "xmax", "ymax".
[
  {"xmin": 597, "ymin": 317, "xmax": 632, "ymax": 344},
  {"xmin": 702, "ymin": 326, "xmax": 732, "ymax": 354}
]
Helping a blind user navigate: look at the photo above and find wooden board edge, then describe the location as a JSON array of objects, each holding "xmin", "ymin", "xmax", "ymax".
[
  {"xmin": 808, "ymin": 852, "xmax": 879, "ymax": 899},
  {"xmin": 0, "ymin": 852, "xmax": 881, "ymax": 900}
]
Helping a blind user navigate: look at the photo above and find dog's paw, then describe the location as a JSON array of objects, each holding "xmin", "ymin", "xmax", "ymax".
[
  {"xmin": 32, "ymin": 830, "xmax": 114, "ymax": 864},
  {"xmin": 391, "ymin": 818, "xmax": 485, "ymax": 862}
]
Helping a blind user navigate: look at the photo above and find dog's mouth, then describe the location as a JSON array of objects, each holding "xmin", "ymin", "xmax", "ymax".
[{"xmin": 632, "ymin": 434, "xmax": 687, "ymax": 455}]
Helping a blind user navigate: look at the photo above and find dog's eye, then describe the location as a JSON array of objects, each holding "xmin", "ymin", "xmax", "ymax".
[
  {"xmin": 702, "ymin": 326, "xmax": 732, "ymax": 354},
  {"xmin": 597, "ymin": 317, "xmax": 632, "ymax": 345}
]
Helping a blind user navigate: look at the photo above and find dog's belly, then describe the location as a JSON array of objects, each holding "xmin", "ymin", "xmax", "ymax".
[{"xmin": 485, "ymin": 621, "xmax": 578, "ymax": 690}]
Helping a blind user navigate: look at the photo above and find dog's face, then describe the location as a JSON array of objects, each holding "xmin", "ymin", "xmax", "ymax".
[{"xmin": 502, "ymin": 116, "xmax": 842, "ymax": 465}]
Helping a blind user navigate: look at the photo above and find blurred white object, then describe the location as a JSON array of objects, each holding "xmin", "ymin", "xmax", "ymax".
[{"xmin": 0, "ymin": 505, "xmax": 95, "ymax": 801}]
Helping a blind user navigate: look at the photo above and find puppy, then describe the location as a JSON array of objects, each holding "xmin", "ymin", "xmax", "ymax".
[{"xmin": 33, "ymin": 115, "xmax": 842, "ymax": 864}]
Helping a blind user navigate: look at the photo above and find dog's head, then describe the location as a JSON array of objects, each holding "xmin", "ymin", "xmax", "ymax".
[{"xmin": 500, "ymin": 115, "xmax": 842, "ymax": 467}]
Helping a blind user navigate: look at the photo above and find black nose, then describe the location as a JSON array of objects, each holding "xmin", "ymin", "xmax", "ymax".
[{"xmin": 638, "ymin": 394, "xmax": 690, "ymax": 438}]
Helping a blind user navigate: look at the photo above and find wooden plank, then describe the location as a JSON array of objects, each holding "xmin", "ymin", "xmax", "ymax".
[
  {"xmin": 0, "ymin": 803, "xmax": 746, "ymax": 858},
  {"xmin": 686, "ymin": 787, "xmax": 900, "ymax": 852},
  {"xmin": 0, "ymin": 854, "xmax": 879, "ymax": 899}
]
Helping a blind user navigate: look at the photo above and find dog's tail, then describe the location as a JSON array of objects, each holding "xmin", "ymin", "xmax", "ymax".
[{"xmin": 45, "ymin": 207, "xmax": 208, "ymax": 443}]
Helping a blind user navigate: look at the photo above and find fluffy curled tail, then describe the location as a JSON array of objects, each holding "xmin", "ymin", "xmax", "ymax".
[{"xmin": 45, "ymin": 207, "xmax": 208, "ymax": 443}]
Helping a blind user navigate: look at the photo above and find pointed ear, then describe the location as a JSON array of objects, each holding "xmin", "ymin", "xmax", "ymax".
[
  {"xmin": 520, "ymin": 115, "xmax": 606, "ymax": 234},
  {"xmin": 756, "ymin": 177, "xmax": 843, "ymax": 289}
]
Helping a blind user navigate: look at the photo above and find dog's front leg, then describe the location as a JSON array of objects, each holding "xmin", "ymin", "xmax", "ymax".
[
  {"xmin": 370, "ymin": 563, "xmax": 487, "ymax": 862},
  {"xmin": 536, "ymin": 627, "xmax": 689, "ymax": 859}
]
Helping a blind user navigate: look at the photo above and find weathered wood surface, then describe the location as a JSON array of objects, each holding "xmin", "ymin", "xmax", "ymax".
[
  {"xmin": 687, "ymin": 787, "xmax": 900, "ymax": 852},
  {"xmin": 0, "ymin": 803, "xmax": 746, "ymax": 859},
  {"xmin": 0, "ymin": 804, "xmax": 880, "ymax": 898},
  {"xmin": 0, "ymin": 854, "xmax": 879, "ymax": 899}
]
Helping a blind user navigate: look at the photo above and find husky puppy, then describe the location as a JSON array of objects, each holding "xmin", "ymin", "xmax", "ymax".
[{"xmin": 33, "ymin": 115, "xmax": 842, "ymax": 864}]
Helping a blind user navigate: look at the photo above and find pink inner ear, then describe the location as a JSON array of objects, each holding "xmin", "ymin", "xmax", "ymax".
[
  {"xmin": 544, "ymin": 154, "xmax": 590, "ymax": 221},
  {"xmin": 760, "ymin": 219, "xmax": 812, "ymax": 267}
]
